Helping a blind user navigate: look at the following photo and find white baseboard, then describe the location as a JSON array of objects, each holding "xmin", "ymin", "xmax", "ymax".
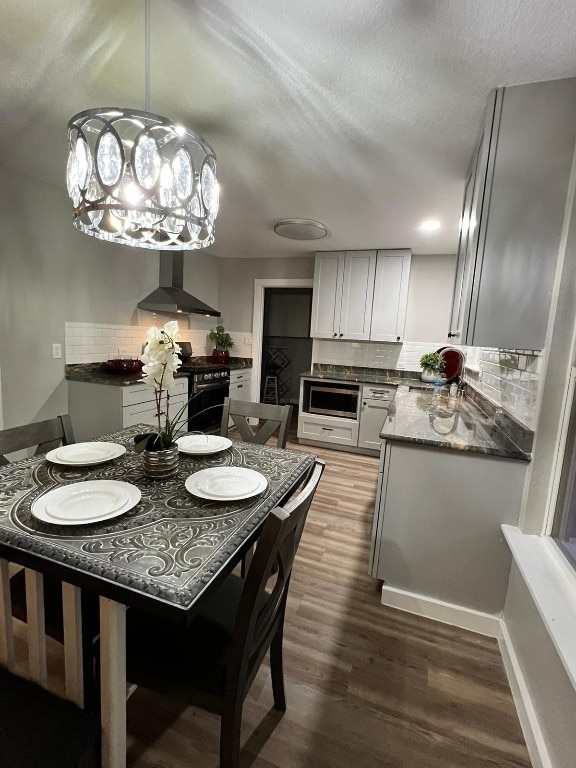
[
  {"xmin": 498, "ymin": 620, "xmax": 552, "ymax": 768},
  {"xmin": 379, "ymin": 584, "xmax": 500, "ymax": 637}
]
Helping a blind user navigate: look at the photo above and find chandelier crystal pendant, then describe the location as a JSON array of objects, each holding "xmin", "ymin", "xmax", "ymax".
[{"xmin": 66, "ymin": 2, "xmax": 218, "ymax": 250}]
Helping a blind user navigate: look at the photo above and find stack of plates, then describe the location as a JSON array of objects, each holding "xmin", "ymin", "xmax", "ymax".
[
  {"xmin": 176, "ymin": 435, "xmax": 232, "ymax": 455},
  {"xmin": 185, "ymin": 467, "xmax": 267, "ymax": 501},
  {"xmin": 46, "ymin": 442, "xmax": 126, "ymax": 466},
  {"xmin": 31, "ymin": 480, "xmax": 141, "ymax": 525}
]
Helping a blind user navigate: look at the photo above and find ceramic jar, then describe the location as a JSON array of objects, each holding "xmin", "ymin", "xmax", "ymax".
[{"xmin": 142, "ymin": 445, "xmax": 179, "ymax": 480}]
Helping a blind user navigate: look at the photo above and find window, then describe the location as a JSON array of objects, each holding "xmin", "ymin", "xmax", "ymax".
[{"xmin": 553, "ymin": 391, "xmax": 576, "ymax": 568}]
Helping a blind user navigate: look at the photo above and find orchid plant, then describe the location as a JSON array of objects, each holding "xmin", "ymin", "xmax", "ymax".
[{"xmin": 134, "ymin": 320, "xmax": 190, "ymax": 453}]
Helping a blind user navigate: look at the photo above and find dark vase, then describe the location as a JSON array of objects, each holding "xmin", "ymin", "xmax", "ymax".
[{"xmin": 212, "ymin": 349, "xmax": 229, "ymax": 363}]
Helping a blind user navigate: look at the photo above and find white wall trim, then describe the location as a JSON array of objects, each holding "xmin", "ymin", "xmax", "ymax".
[
  {"xmin": 380, "ymin": 584, "xmax": 500, "ymax": 637},
  {"xmin": 251, "ymin": 278, "xmax": 314, "ymax": 402},
  {"xmin": 502, "ymin": 524, "xmax": 576, "ymax": 691},
  {"xmin": 497, "ymin": 620, "xmax": 552, "ymax": 768}
]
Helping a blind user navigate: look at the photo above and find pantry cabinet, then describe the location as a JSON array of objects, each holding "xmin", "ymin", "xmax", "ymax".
[
  {"xmin": 449, "ymin": 77, "xmax": 576, "ymax": 350},
  {"xmin": 310, "ymin": 249, "xmax": 411, "ymax": 342}
]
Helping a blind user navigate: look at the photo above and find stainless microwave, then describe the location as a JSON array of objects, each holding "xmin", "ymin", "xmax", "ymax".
[{"xmin": 308, "ymin": 382, "xmax": 359, "ymax": 419}]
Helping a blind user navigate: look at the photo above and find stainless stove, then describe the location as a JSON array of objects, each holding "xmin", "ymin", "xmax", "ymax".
[{"xmin": 178, "ymin": 345, "xmax": 230, "ymax": 432}]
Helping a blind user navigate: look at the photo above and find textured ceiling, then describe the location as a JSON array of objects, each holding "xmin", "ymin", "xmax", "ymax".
[{"xmin": 1, "ymin": 0, "xmax": 575, "ymax": 257}]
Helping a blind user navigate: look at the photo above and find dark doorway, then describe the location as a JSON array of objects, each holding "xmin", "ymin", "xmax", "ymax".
[{"xmin": 260, "ymin": 288, "xmax": 313, "ymax": 405}]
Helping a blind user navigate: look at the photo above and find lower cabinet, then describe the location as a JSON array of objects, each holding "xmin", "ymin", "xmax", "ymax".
[
  {"xmin": 229, "ymin": 369, "xmax": 252, "ymax": 403},
  {"xmin": 68, "ymin": 378, "xmax": 189, "ymax": 441},
  {"xmin": 298, "ymin": 413, "xmax": 359, "ymax": 447},
  {"xmin": 370, "ymin": 440, "xmax": 526, "ymax": 615}
]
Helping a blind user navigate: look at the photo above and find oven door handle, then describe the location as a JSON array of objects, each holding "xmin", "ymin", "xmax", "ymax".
[{"xmin": 193, "ymin": 381, "xmax": 230, "ymax": 393}]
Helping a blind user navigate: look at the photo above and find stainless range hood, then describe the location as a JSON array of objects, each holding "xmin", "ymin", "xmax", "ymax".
[{"xmin": 138, "ymin": 252, "xmax": 220, "ymax": 317}]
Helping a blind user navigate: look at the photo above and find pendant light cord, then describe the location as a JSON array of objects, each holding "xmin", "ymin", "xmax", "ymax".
[{"xmin": 144, "ymin": 0, "xmax": 151, "ymax": 112}]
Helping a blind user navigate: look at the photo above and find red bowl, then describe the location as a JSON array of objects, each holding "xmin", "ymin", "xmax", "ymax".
[{"xmin": 105, "ymin": 359, "xmax": 143, "ymax": 375}]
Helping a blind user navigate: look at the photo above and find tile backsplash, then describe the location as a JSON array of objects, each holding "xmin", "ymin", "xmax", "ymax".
[
  {"xmin": 65, "ymin": 322, "xmax": 252, "ymax": 364},
  {"xmin": 313, "ymin": 338, "xmax": 541, "ymax": 431},
  {"xmin": 463, "ymin": 348, "xmax": 542, "ymax": 430}
]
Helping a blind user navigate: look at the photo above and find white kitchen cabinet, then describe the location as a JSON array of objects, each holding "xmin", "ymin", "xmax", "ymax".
[
  {"xmin": 68, "ymin": 378, "xmax": 189, "ymax": 441},
  {"xmin": 310, "ymin": 251, "xmax": 376, "ymax": 340},
  {"xmin": 229, "ymin": 369, "xmax": 252, "ymax": 402},
  {"xmin": 369, "ymin": 250, "xmax": 411, "ymax": 342},
  {"xmin": 449, "ymin": 78, "xmax": 576, "ymax": 349},
  {"xmin": 298, "ymin": 412, "xmax": 359, "ymax": 448},
  {"xmin": 370, "ymin": 440, "xmax": 526, "ymax": 615}
]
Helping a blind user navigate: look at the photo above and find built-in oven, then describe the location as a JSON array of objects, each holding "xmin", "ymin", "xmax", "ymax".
[{"xmin": 307, "ymin": 381, "xmax": 360, "ymax": 419}]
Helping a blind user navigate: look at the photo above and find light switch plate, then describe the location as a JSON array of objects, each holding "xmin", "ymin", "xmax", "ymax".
[{"xmin": 52, "ymin": 343, "xmax": 62, "ymax": 359}]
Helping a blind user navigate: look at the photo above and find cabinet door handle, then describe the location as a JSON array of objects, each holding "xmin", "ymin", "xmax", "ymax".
[
  {"xmin": 396, "ymin": 336, "xmax": 400, "ymax": 341},
  {"xmin": 321, "ymin": 427, "xmax": 333, "ymax": 432},
  {"xmin": 339, "ymin": 333, "xmax": 344, "ymax": 338},
  {"xmin": 448, "ymin": 331, "xmax": 460, "ymax": 339},
  {"xmin": 237, "ymin": 384, "xmax": 243, "ymax": 389},
  {"xmin": 333, "ymin": 332, "xmax": 338, "ymax": 338}
]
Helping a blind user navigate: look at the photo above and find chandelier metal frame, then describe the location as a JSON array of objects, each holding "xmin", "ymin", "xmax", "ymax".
[{"xmin": 66, "ymin": 1, "xmax": 218, "ymax": 250}]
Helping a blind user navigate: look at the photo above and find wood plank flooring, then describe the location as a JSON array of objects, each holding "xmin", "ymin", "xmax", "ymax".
[{"xmin": 126, "ymin": 426, "xmax": 532, "ymax": 768}]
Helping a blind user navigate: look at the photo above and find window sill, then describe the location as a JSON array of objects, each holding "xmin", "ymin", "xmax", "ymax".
[{"xmin": 502, "ymin": 524, "xmax": 576, "ymax": 692}]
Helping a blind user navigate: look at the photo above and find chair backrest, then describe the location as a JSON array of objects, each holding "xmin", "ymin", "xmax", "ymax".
[
  {"xmin": 220, "ymin": 397, "xmax": 293, "ymax": 448},
  {"xmin": 226, "ymin": 459, "xmax": 324, "ymax": 697},
  {"xmin": 0, "ymin": 416, "xmax": 75, "ymax": 466}
]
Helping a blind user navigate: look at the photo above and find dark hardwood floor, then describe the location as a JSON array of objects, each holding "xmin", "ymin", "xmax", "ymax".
[{"xmin": 126, "ymin": 418, "xmax": 532, "ymax": 768}]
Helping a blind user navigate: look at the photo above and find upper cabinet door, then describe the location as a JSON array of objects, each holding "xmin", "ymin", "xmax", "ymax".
[
  {"xmin": 370, "ymin": 250, "xmax": 411, "ymax": 342},
  {"xmin": 339, "ymin": 251, "xmax": 376, "ymax": 340},
  {"xmin": 310, "ymin": 252, "xmax": 344, "ymax": 339},
  {"xmin": 450, "ymin": 78, "xmax": 576, "ymax": 350}
]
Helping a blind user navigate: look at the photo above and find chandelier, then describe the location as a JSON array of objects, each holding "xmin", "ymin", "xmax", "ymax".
[{"xmin": 66, "ymin": 3, "xmax": 218, "ymax": 250}]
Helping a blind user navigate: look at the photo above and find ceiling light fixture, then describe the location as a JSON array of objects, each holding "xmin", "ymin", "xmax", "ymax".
[
  {"xmin": 273, "ymin": 219, "xmax": 328, "ymax": 240},
  {"xmin": 66, "ymin": 0, "xmax": 218, "ymax": 250},
  {"xmin": 418, "ymin": 219, "xmax": 441, "ymax": 232}
]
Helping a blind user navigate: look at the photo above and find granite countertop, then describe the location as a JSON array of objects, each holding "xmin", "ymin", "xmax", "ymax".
[
  {"xmin": 66, "ymin": 359, "xmax": 253, "ymax": 386},
  {"xmin": 65, "ymin": 363, "xmax": 190, "ymax": 387},
  {"xmin": 300, "ymin": 368, "xmax": 434, "ymax": 389},
  {"xmin": 380, "ymin": 390, "xmax": 530, "ymax": 461}
]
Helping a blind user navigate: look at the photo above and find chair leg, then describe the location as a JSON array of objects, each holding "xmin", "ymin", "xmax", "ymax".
[
  {"xmin": 270, "ymin": 626, "xmax": 286, "ymax": 712},
  {"xmin": 220, "ymin": 700, "xmax": 243, "ymax": 768}
]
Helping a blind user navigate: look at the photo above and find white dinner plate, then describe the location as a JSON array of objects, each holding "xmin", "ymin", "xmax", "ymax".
[
  {"xmin": 31, "ymin": 480, "xmax": 141, "ymax": 525},
  {"xmin": 176, "ymin": 434, "xmax": 233, "ymax": 455},
  {"xmin": 46, "ymin": 442, "xmax": 126, "ymax": 466},
  {"xmin": 185, "ymin": 467, "xmax": 267, "ymax": 501}
]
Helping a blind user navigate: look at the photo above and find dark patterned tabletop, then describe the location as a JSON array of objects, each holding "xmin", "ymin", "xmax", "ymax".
[{"xmin": 0, "ymin": 426, "xmax": 314, "ymax": 621}]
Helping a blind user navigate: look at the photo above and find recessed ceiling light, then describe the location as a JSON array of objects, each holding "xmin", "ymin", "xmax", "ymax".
[
  {"xmin": 419, "ymin": 219, "xmax": 442, "ymax": 232},
  {"xmin": 274, "ymin": 219, "xmax": 328, "ymax": 240}
]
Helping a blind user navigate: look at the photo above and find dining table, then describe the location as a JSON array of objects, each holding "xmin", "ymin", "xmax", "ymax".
[{"xmin": 0, "ymin": 424, "xmax": 315, "ymax": 768}]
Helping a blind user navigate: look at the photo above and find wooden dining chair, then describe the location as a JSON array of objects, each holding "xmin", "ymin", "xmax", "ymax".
[
  {"xmin": 0, "ymin": 415, "xmax": 99, "ymax": 699},
  {"xmin": 0, "ymin": 414, "xmax": 75, "ymax": 465},
  {"xmin": 220, "ymin": 397, "xmax": 293, "ymax": 448},
  {"xmin": 0, "ymin": 558, "xmax": 100, "ymax": 767},
  {"xmin": 122, "ymin": 459, "xmax": 325, "ymax": 768}
]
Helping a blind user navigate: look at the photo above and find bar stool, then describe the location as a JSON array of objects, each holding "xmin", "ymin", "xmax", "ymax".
[{"xmin": 263, "ymin": 375, "xmax": 279, "ymax": 405}]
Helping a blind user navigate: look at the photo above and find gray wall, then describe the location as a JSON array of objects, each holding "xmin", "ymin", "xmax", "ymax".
[
  {"xmin": 0, "ymin": 166, "xmax": 219, "ymax": 428},
  {"xmin": 217, "ymin": 256, "xmax": 315, "ymax": 329}
]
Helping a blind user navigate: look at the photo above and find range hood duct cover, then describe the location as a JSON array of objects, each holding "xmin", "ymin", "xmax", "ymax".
[{"xmin": 138, "ymin": 252, "xmax": 221, "ymax": 317}]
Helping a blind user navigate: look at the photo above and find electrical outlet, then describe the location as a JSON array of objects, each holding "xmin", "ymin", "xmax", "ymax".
[{"xmin": 52, "ymin": 343, "xmax": 62, "ymax": 359}]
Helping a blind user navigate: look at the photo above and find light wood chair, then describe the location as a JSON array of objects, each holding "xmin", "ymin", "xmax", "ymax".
[
  {"xmin": 0, "ymin": 416, "xmax": 99, "ymax": 700},
  {"xmin": 0, "ymin": 414, "xmax": 75, "ymax": 466},
  {"xmin": 220, "ymin": 397, "xmax": 293, "ymax": 449},
  {"xmin": 0, "ymin": 558, "xmax": 100, "ymax": 767},
  {"xmin": 122, "ymin": 459, "xmax": 324, "ymax": 768}
]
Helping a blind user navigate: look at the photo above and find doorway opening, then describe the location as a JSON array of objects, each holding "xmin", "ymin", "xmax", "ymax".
[
  {"xmin": 260, "ymin": 287, "xmax": 313, "ymax": 405},
  {"xmin": 251, "ymin": 279, "xmax": 314, "ymax": 410}
]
